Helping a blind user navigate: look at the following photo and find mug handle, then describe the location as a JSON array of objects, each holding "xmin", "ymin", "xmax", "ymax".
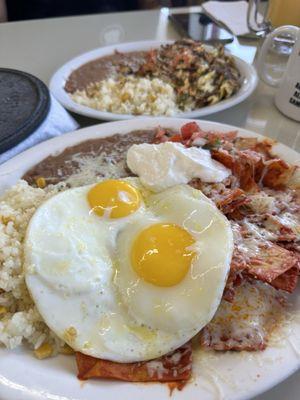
[{"xmin": 257, "ymin": 25, "xmax": 299, "ymax": 87}]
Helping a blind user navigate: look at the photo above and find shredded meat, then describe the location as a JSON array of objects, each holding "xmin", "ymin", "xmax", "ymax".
[{"xmin": 134, "ymin": 40, "xmax": 241, "ymax": 111}]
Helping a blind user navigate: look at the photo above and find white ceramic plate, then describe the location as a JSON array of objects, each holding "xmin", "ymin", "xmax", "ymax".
[
  {"xmin": 0, "ymin": 119, "xmax": 299, "ymax": 400},
  {"xmin": 49, "ymin": 41, "xmax": 258, "ymax": 121}
]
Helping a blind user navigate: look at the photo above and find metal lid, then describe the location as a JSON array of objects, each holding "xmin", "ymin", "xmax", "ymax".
[{"xmin": 0, "ymin": 68, "xmax": 50, "ymax": 154}]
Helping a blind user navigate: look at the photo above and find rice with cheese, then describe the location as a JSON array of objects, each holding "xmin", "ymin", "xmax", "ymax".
[
  {"xmin": 71, "ymin": 76, "xmax": 180, "ymax": 116},
  {"xmin": 0, "ymin": 181, "xmax": 68, "ymax": 357}
]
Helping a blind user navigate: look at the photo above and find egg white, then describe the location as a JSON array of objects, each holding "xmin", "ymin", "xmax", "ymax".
[
  {"xmin": 24, "ymin": 179, "xmax": 233, "ymax": 362},
  {"xmin": 115, "ymin": 184, "xmax": 233, "ymax": 334}
]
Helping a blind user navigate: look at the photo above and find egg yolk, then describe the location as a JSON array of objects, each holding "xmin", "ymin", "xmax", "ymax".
[
  {"xmin": 87, "ymin": 180, "xmax": 141, "ymax": 219},
  {"xmin": 131, "ymin": 223, "xmax": 195, "ymax": 287}
]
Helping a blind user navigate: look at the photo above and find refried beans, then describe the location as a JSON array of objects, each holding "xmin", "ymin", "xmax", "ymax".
[
  {"xmin": 65, "ymin": 52, "xmax": 147, "ymax": 93},
  {"xmin": 23, "ymin": 130, "xmax": 156, "ymax": 186}
]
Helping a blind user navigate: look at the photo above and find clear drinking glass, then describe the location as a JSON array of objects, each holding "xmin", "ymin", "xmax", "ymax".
[
  {"xmin": 248, "ymin": 0, "xmax": 300, "ymax": 34},
  {"xmin": 247, "ymin": 0, "xmax": 272, "ymax": 36},
  {"xmin": 247, "ymin": 0, "xmax": 298, "ymax": 55}
]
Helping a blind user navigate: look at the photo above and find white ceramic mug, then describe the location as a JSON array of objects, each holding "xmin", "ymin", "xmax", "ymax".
[{"xmin": 257, "ymin": 25, "xmax": 300, "ymax": 122}]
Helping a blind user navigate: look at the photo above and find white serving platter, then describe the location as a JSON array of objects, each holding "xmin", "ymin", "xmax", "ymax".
[
  {"xmin": 0, "ymin": 118, "xmax": 299, "ymax": 400},
  {"xmin": 49, "ymin": 41, "xmax": 258, "ymax": 121}
]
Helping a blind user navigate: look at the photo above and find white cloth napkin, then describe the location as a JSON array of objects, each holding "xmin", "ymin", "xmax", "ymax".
[
  {"xmin": 202, "ymin": 0, "xmax": 252, "ymax": 36},
  {"xmin": 0, "ymin": 95, "xmax": 79, "ymax": 164}
]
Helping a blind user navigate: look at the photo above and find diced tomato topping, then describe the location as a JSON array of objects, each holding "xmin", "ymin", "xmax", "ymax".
[
  {"xmin": 155, "ymin": 127, "xmax": 167, "ymax": 138},
  {"xmin": 169, "ymin": 134, "xmax": 182, "ymax": 142},
  {"xmin": 180, "ymin": 122, "xmax": 200, "ymax": 140}
]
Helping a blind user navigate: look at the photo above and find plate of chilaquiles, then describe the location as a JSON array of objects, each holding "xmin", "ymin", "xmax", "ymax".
[{"xmin": 0, "ymin": 118, "xmax": 299, "ymax": 400}]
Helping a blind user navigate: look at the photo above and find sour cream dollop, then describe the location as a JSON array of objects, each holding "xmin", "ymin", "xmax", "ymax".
[{"xmin": 126, "ymin": 142, "xmax": 230, "ymax": 192}]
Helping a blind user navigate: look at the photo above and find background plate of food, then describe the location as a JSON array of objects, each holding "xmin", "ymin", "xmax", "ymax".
[
  {"xmin": 50, "ymin": 40, "xmax": 258, "ymax": 121},
  {"xmin": 0, "ymin": 118, "xmax": 299, "ymax": 400}
]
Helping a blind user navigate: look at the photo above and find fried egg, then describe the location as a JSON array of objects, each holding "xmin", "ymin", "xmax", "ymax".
[{"xmin": 24, "ymin": 178, "xmax": 233, "ymax": 362}]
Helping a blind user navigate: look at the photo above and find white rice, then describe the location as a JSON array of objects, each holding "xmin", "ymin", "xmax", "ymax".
[
  {"xmin": 0, "ymin": 180, "xmax": 66, "ymax": 353},
  {"xmin": 71, "ymin": 76, "xmax": 180, "ymax": 116}
]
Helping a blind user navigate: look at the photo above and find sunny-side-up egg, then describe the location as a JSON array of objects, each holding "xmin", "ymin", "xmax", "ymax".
[{"xmin": 24, "ymin": 178, "xmax": 233, "ymax": 362}]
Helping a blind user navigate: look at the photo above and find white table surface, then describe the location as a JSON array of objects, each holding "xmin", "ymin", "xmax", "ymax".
[{"xmin": 0, "ymin": 6, "xmax": 299, "ymax": 400}]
